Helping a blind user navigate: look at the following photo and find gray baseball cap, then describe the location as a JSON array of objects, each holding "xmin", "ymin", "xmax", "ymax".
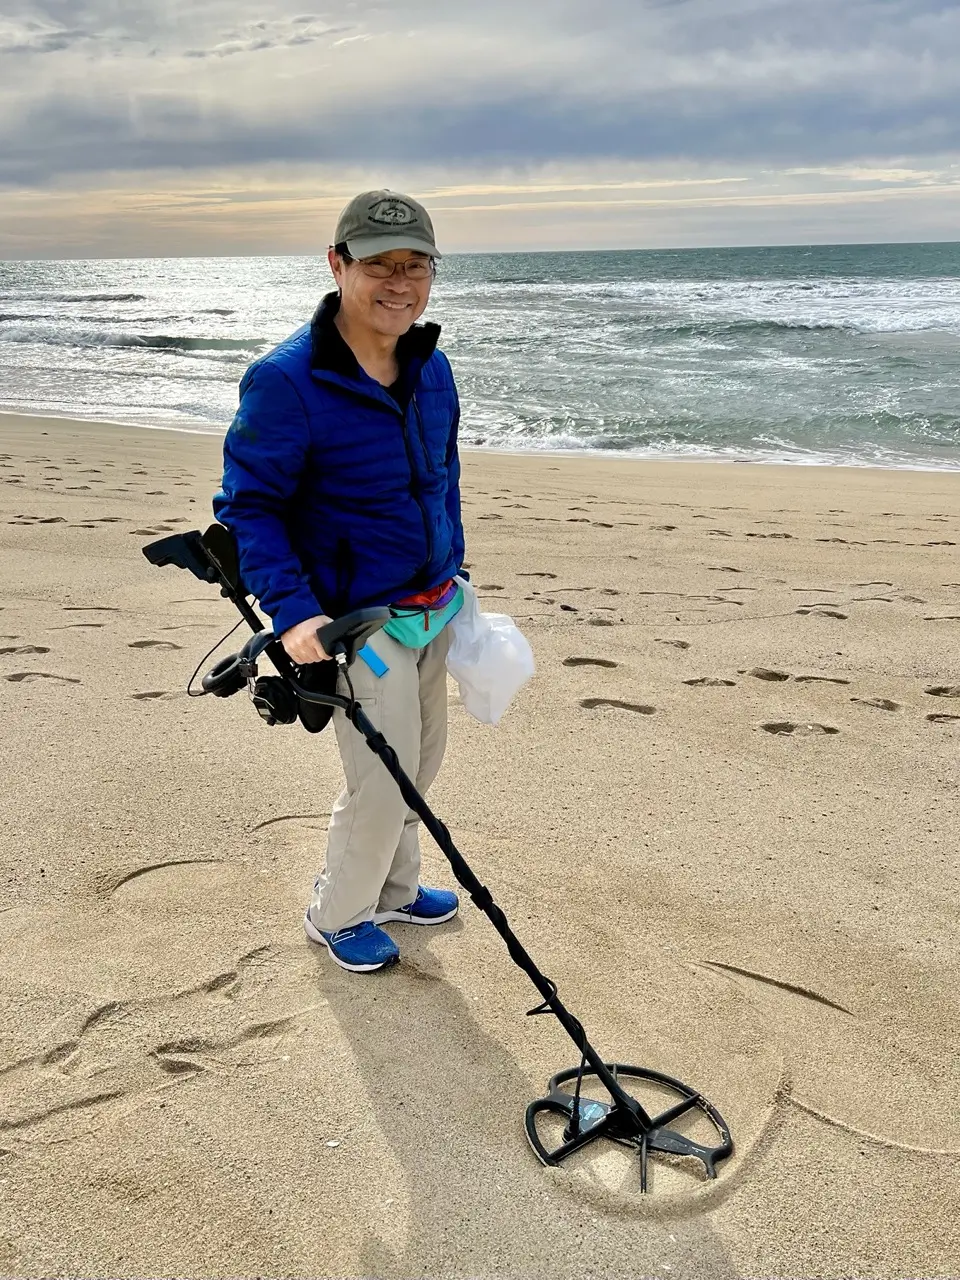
[{"xmin": 333, "ymin": 189, "xmax": 441, "ymax": 260}]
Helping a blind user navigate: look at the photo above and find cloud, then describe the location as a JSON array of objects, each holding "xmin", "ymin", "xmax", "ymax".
[
  {"xmin": 4, "ymin": 82, "xmax": 959, "ymax": 191},
  {"xmin": 1, "ymin": 0, "xmax": 959, "ymax": 253},
  {"xmin": 0, "ymin": 18, "xmax": 89, "ymax": 55},
  {"xmin": 183, "ymin": 16, "xmax": 352, "ymax": 59}
]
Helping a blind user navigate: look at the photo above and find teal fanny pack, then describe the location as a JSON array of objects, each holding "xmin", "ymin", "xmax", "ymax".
[{"xmin": 384, "ymin": 583, "xmax": 464, "ymax": 649}]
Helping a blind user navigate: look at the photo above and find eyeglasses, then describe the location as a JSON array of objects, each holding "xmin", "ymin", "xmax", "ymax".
[{"xmin": 342, "ymin": 253, "xmax": 436, "ymax": 281}]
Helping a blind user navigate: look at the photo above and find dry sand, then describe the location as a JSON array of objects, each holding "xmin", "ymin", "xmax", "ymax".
[{"xmin": 0, "ymin": 410, "xmax": 958, "ymax": 1280}]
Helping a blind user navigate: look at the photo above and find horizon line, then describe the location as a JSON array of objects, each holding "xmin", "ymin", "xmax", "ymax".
[{"xmin": 3, "ymin": 236, "xmax": 960, "ymax": 265}]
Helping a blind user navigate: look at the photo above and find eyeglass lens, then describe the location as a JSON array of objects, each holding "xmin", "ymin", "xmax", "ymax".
[{"xmin": 360, "ymin": 258, "xmax": 433, "ymax": 279}]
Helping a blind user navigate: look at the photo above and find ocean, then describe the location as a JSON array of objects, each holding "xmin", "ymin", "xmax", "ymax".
[{"xmin": 1, "ymin": 242, "xmax": 959, "ymax": 470}]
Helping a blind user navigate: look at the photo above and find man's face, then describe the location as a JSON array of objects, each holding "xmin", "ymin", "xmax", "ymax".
[{"xmin": 329, "ymin": 247, "xmax": 434, "ymax": 339}]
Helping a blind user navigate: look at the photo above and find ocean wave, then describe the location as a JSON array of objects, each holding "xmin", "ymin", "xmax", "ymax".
[
  {"xmin": 625, "ymin": 313, "xmax": 960, "ymax": 338},
  {"xmin": 56, "ymin": 292, "xmax": 148, "ymax": 302},
  {"xmin": 111, "ymin": 334, "xmax": 261, "ymax": 353},
  {"xmin": 656, "ymin": 317, "xmax": 859, "ymax": 338},
  {"xmin": 0, "ymin": 324, "xmax": 265, "ymax": 354}
]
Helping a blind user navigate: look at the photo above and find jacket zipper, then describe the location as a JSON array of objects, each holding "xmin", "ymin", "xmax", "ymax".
[
  {"xmin": 395, "ymin": 395, "xmax": 433, "ymax": 584},
  {"xmin": 412, "ymin": 394, "xmax": 432, "ymax": 472}
]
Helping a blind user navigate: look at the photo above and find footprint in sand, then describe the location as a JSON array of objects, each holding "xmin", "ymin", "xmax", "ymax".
[
  {"xmin": 927, "ymin": 713, "xmax": 960, "ymax": 724},
  {"xmin": 740, "ymin": 668, "xmax": 851, "ymax": 685},
  {"xmin": 925, "ymin": 685, "xmax": 960, "ymax": 698},
  {"xmin": 563, "ymin": 657, "xmax": 618, "ymax": 669},
  {"xmin": 684, "ymin": 677, "xmax": 736, "ymax": 687},
  {"xmin": 851, "ymin": 697, "xmax": 900, "ymax": 712},
  {"xmin": 0, "ymin": 645, "xmax": 50, "ymax": 655},
  {"xmin": 655, "ymin": 639, "xmax": 690, "ymax": 650},
  {"xmin": 580, "ymin": 698, "xmax": 655, "ymax": 715},
  {"xmin": 759, "ymin": 722, "xmax": 839, "ymax": 736},
  {"xmin": 795, "ymin": 607, "xmax": 849, "ymax": 619},
  {"xmin": 131, "ymin": 690, "xmax": 177, "ymax": 700},
  {"xmin": 5, "ymin": 672, "xmax": 80, "ymax": 684},
  {"xmin": 128, "ymin": 640, "xmax": 183, "ymax": 651},
  {"xmin": 794, "ymin": 675, "xmax": 851, "ymax": 685}
]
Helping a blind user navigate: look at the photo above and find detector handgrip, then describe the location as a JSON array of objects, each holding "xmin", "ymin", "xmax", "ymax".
[{"xmin": 317, "ymin": 608, "xmax": 391, "ymax": 667}]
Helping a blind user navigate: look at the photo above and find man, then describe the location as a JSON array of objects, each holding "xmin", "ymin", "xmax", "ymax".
[{"xmin": 213, "ymin": 189, "xmax": 466, "ymax": 974}]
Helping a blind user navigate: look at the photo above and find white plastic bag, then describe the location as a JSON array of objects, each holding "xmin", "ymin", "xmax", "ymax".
[{"xmin": 445, "ymin": 577, "xmax": 535, "ymax": 725}]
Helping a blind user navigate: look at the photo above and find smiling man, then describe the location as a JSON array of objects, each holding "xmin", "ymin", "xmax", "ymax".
[{"xmin": 214, "ymin": 189, "xmax": 467, "ymax": 974}]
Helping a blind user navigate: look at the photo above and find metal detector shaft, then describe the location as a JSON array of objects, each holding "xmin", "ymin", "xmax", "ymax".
[
  {"xmin": 205, "ymin": 551, "xmax": 304, "ymax": 686},
  {"xmin": 337, "ymin": 691, "xmax": 653, "ymax": 1128}
]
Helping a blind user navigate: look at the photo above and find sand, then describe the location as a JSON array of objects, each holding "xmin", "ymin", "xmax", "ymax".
[{"xmin": 0, "ymin": 409, "xmax": 958, "ymax": 1280}]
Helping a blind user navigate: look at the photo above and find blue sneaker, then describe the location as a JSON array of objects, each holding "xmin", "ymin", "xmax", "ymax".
[
  {"xmin": 374, "ymin": 885, "xmax": 459, "ymax": 926},
  {"xmin": 304, "ymin": 913, "xmax": 400, "ymax": 973}
]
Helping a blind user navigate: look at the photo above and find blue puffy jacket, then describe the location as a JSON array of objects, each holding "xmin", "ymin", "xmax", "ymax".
[{"xmin": 213, "ymin": 293, "xmax": 465, "ymax": 637}]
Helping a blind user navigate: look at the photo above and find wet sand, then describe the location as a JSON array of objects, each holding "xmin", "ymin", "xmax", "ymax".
[{"xmin": 1, "ymin": 410, "xmax": 958, "ymax": 1279}]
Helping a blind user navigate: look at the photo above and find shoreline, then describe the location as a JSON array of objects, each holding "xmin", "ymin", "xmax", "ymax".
[{"xmin": 2, "ymin": 407, "xmax": 959, "ymax": 475}]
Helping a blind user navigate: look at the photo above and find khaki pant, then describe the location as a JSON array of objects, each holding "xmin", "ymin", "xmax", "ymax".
[{"xmin": 308, "ymin": 626, "xmax": 451, "ymax": 933}]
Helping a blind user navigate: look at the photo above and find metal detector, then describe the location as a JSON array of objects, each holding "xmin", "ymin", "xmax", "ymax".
[{"xmin": 143, "ymin": 525, "xmax": 734, "ymax": 1189}]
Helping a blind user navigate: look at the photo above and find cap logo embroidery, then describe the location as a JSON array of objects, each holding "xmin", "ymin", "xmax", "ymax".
[{"xmin": 368, "ymin": 198, "xmax": 417, "ymax": 226}]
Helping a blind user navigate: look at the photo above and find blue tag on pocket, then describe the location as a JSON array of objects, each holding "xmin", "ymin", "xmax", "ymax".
[{"xmin": 358, "ymin": 645, "xmax": 389, "ymax": 678}]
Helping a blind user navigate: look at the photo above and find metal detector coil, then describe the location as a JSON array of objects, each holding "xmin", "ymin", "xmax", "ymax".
[
  {"xmin": 142, "ymin": 525, "xmax": 735, "ymax": 1191},
  {"xmin": 525, "ymin": 1063, "xmax": 732, "ymax": 1189}
]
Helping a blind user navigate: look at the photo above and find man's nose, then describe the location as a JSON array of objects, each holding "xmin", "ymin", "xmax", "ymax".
[{"xmin": 382, "ymin": 269, "xmax": 412, "ymax": 291}]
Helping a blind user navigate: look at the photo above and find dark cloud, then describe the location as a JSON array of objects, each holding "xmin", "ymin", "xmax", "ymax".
[{"xmin": 3, "ymin": 80, "xmax": 959, "ymax": 190}]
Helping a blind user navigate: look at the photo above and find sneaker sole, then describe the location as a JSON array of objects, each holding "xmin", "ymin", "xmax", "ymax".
[
  {"xmin": 372, "ymin": 904, "xmax": 459, "ymax": 926},
  {"xmin": 303, "ymin": 912, "xmax": 399, "ymax": 973}
]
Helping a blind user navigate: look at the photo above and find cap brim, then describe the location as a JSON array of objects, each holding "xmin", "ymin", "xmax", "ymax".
[{"xmin": 344, "ymin": 235, "xmax": 441, "ymax": 260}]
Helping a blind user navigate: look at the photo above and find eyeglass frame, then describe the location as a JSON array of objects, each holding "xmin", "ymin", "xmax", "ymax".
[{"xmin": 333, "ymin": 242, "xmax": 437, "ymax": 280}]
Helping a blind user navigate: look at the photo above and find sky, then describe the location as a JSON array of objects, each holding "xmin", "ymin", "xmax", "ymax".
[{"xmin": 1, "ymin": 0, "xmax": 960, "ymax": 258}]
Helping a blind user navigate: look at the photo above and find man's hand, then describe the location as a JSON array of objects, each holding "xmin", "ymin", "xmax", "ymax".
[{"xmin": 281, "ymin": 614, "xmax": 334, "ymax": 664}]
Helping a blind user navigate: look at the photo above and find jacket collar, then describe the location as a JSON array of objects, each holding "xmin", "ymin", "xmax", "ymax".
[{"xmin": 309, "ymin": 290, "xmax": 440, "ymax": 382}]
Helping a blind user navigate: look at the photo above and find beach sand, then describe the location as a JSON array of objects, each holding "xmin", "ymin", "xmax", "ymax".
[{"xmin": 0, "ymin": 410, "xmax": 958, "ymax": 1280}]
